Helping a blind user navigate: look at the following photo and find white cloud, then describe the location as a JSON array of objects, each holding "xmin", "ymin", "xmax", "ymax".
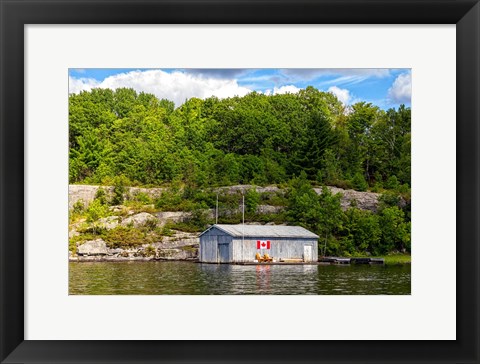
[
  {"xmin": 68, "ymin": 77, "xmax": 99, "ymax": 94},
  {"xmin": 68, "ymin": 70, "xmax": 252, "ymax": 106},
  {"xmin": 273, "ymin": 85, "xmax": 300, "ymax": 95},
  {"xmin": 328, "ymin": 86, "xmax": 351, "ymax": 105},
  {"xmin": 281, "ymin": 68, "xmax": 391, "ymax": 81},
  {"xmin": 388, "ymin": 73, "xmax": 412, "ymax": 104},
  {"xmin": 263, "ymin": 85, "xmax": 301, "ymax": 96}
]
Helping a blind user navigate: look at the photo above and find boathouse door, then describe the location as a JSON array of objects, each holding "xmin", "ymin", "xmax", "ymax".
[
  {"xmin": 303, "ymin": 245, "xmax": 312, "ymax": 262},
  {"xmin": 218, "ymin": 243, "xmax": 229, "ymax": 263}
]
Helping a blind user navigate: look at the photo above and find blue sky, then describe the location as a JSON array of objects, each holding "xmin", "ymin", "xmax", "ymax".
[{"xmin": 69, "ymin": 68, "xmax": 411, "ymax": 109}]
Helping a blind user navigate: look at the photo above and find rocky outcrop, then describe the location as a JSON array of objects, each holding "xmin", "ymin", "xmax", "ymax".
[
  {"xmin": 77, "ymin": 239, "xmax": 108, "ymax": 256},
  {"xmin": 155, "ymin": 211, "xmax": 191, "ymax": 225},
  {"xmin": 69, "ymin": 184, "xmax": 384, "ymax": 213},
  {"xmin": 217, "ymin": 185, "xmax": 282, "ymax": 194},
  {"xmin": 71, "ymin": 229, "xmax": 200, "ymax": 261},
  {"xmin": 121, "ymin": 212, "xmax": 157, "ymax": 228},
  {"xmin": 216, "ymin": 184, "xmax": 382, "ymax": 212},
  {"xmin": 69, "ymin": 185, "xmax": 165, "ymax": 210},
  {"xmin": 256, "ymin": 205, "xmax": 284, "ymax": 214},
  {"xmin": 72, "ymin": 242, "xmax": 199, "ymax": 262},
  {"xmin": 98, "ymin": 216, "xmax": 120, "ymax": 230},
  {"xmin": 69, "ymin": 185, "xmax": 107, "ymax": 210},
  {"xmin": 314, "ymin": 187, "xmax": 381, "ymax": 212},
  {"xmin": 156, "ymin": 247, "xmax": 198, "ymax": 260},
  {"xmin": 156, "ymin": 231, "xmax": 199, "ymax": 249},
  {"xmin": 70, "ymin": 247, "xmax": 198, "ymax": 262}
]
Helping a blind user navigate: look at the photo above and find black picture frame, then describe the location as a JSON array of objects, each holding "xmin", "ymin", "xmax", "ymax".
[{"xmin": 1, "ymin": 0, "xmax": 479, "ymax": 363}]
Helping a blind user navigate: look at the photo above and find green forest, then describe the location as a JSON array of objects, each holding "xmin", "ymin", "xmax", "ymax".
[{"xmin": 69, "ymin": 86, "xmax": 411, "ymax": 256}]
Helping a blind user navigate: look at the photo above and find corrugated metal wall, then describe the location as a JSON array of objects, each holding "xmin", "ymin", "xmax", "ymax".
[
  {"xmin": 231, "ymin": 238, "xmax": 318, "ymax": 262},
  {"xmin": 199, "ymin": 227, "xmax": 233, "ymax": 263},
  {"xmin": 200, "ymin": 227, "xmax": 318, "ymax": 263}
]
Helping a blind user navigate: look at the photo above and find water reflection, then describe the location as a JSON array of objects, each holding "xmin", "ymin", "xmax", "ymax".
[
  {"xmin": 69, "ymin": 261, "xmax": 411, "ymax": 295},
  {"xmin": 256, "ymin": 265, "xmax": 271, "ymax": 292}
]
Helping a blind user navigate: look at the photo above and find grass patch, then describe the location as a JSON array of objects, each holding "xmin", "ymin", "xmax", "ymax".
[
  {"xmin": 346, "ymin": 253, "xmax": 411, "ymax": 265},
  {"xmin": 164, "ymin": 221, "xmax": 204, "ymax": 233},
  {"xmin": 102, "ymin": 226, "xmax": 153, "ymax": 249},
  {"xmin": 378, "ymin": 254, "xmax": 411, "ymax": 265},
  {"xmin": 123, "ymin": 200, "xmax": 157, "ymax": 214}
]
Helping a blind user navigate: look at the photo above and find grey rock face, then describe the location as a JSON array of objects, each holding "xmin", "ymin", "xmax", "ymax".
[
  {"xmin": 157, "ymin": 231, "xmax": 200, "ymax": 249},
  {"xmin": 69, "ymin": 185, "xmax": 165, "ymax": 210},
  {"xmin": 109, "ymin": 248, "xmax": 124, "ymax": 255},
  {"xmin": 155, "ymin": 211, "xmax": 190, "ymax": 225},
  {"xmin": 69, "ymin": 185, "xmax": 112, "ymax": 210},
  {"xmin": 256, "ymin": 205, "xmax": 284, "ymax": 214},
  {"xmin": 98, "ymin": 216, "xmax": 120, "ymax": 230},
  {"xmin": 314, "ymin": 187, "xmax": 381, "ymax": 212},
  {"xmin": 121, "ymin": 212, "xmax": 157, "ymax": 228},
  {"xmin": 156, "ymin": 247, "xmax": 198, "ymax": 260},
  {"xmin": 77, "ymin": 239, "xmax": 108, "ymax": 256},
  {"xmin": 70, "ymin": 184, "xmax": 385, "ymax": 213}
]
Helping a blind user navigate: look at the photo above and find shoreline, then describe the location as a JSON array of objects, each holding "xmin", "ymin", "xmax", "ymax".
[
  {"xmin": 69, "ymin": 255, "xmax": 411, "ymax": 265},
  {"xmin": 69, "ymin": 256, "xmax": 197, "ymax": 262}
]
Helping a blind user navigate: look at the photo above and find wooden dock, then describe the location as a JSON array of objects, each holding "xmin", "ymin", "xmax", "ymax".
[
  {"xmin": 198, "ymin": 257, "xmax": 385, "ymax": 265},
  {"xmin": 234, "ymin": 261, "xmax": 319, "ymax": 265},
  {"xmin": 319, "ymin": 257, "xmax": 385, "ymax": 265}
]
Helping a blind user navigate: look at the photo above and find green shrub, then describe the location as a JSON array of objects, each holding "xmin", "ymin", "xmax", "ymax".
[
  {"xmin": 166, "ymin": 208, "xmax": 212, "ymax": 233},
  {"xmin": 81, "ymin": 224, "xmax": 107, "ymax": 236},
  {"xmin": 352, "ymin": 172, "xmax": 368, "ymax": 192},
  {"xmin": 218, "ymin": 213, "xmax": 242, "ymax": 225},
  {"xmin": 192, "ymin": 190, "xmax": 217, "ymax": 207},
  {"xmin": 72, "ymin": 200, "xmax": 85, "ymax": 214},
  {"xmin": 189, "ymin": 209, "xmax": 211, "ymax": 229},
  {"xmin": 69, "ymin": 239, "xmax": 78, "ymax": 255},
  {"xmin": 249, "ymin": 212, "xmax": 287, "ymax": 225},
  {"xmin": 334, "ymin": 180, "xmax": 353, "ymax": 190},
  {"xmin": 123, "ymin": 200, "xmax": 156, "ymax": 213},
  {"xmin": 94, "ymin": 187, "xmax": 108, "ymax": 205},
  {"xmin": 165, "ymin": 222, "xmax": 202, "ymax": 233},
  {"xmin": 397, "ymin": 183, "xmax": 410, "ymax": 194},
  {"xmin": 370, "ymin": 182, "xmax": 383, "ymax": 193},
  {"xmin": 86, "ymin": 199, "xmax": 109, "ymax": 223},
  {"xmin": 260, "ymin": 191, "xmax": 287, "ymax": 206},
  {"xmin": 154, "ymin": 187, "xmax": 195, "ymax": 211},
  {"xmin": 142, "ymin": 219, "xmax": 158, "ymax": 232},
  {"xmin": 144, "ymin": 245, "xmax": 156, "ymax": 257},
  {"xmin": 161, "ymin": 225, "xmax": 174, "ymax": 236},
  {"xmin": 111, "ymin": 175, "xmax": 130, "ymax": 205},
  {"xmin": 379, "ymin": 206, "xmax": 410, "ymax": 253},
  {"xmin": 378, "ymin": 191, "xmax": 401, "ymax": 210},
  {"xmin": 133, "ymin": 191, "xmax": 152, "ymax": 204},
  {"xmin": 244, "ymin": 188, "xmax": 260, "ymax": 214},
  {"xmin": 385, "ymin": 175, "xmax": 400, "ymax": 190},
  {"xmin": 102, "ymin": 226, "xmax": 147, "ymax": 248}
]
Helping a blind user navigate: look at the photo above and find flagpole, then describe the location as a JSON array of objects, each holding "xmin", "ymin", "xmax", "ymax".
[
  {"xmin": 242, "ymin": 192, "xmax": 245, "ymax": 247},
  {"xmin": 215, "ymin": 193, "xmax": 218, "ymax": 224}
]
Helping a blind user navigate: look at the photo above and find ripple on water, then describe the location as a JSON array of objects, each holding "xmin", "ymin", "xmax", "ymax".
[{"xmin": 69, "ymin": 261, "xmax": 411, "ymax": 295}]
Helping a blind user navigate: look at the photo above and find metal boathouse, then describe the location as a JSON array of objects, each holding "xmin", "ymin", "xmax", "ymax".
[{"xmin": 199, "ymin": 224, "xmax": 319, "ymax": 263}]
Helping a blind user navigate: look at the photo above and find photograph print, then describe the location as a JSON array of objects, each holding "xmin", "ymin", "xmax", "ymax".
[{"xmin": 68, "ymin": 68, "xmax": 411, "ymax": 295}]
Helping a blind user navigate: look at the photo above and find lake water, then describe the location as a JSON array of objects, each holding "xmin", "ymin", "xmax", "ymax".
[{"xmin": 69, "ymin": 261, "xmax": 410, "ymax": 295}]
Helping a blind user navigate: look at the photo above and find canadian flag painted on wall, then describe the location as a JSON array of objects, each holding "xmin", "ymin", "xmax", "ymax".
[{"xmin": 257, "ymin": 240, "xmax": 271, "ymax": 249}]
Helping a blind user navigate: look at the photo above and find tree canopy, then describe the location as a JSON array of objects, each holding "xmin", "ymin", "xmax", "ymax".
[{"xmin": 69, "ymin": 87, "xmax": 411, "ymax": 190}]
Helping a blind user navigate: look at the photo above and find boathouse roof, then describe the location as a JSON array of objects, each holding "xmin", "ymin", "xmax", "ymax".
[{"xmin": 199, "ymin": 224, "xmax": 319, "ymax": 239}]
